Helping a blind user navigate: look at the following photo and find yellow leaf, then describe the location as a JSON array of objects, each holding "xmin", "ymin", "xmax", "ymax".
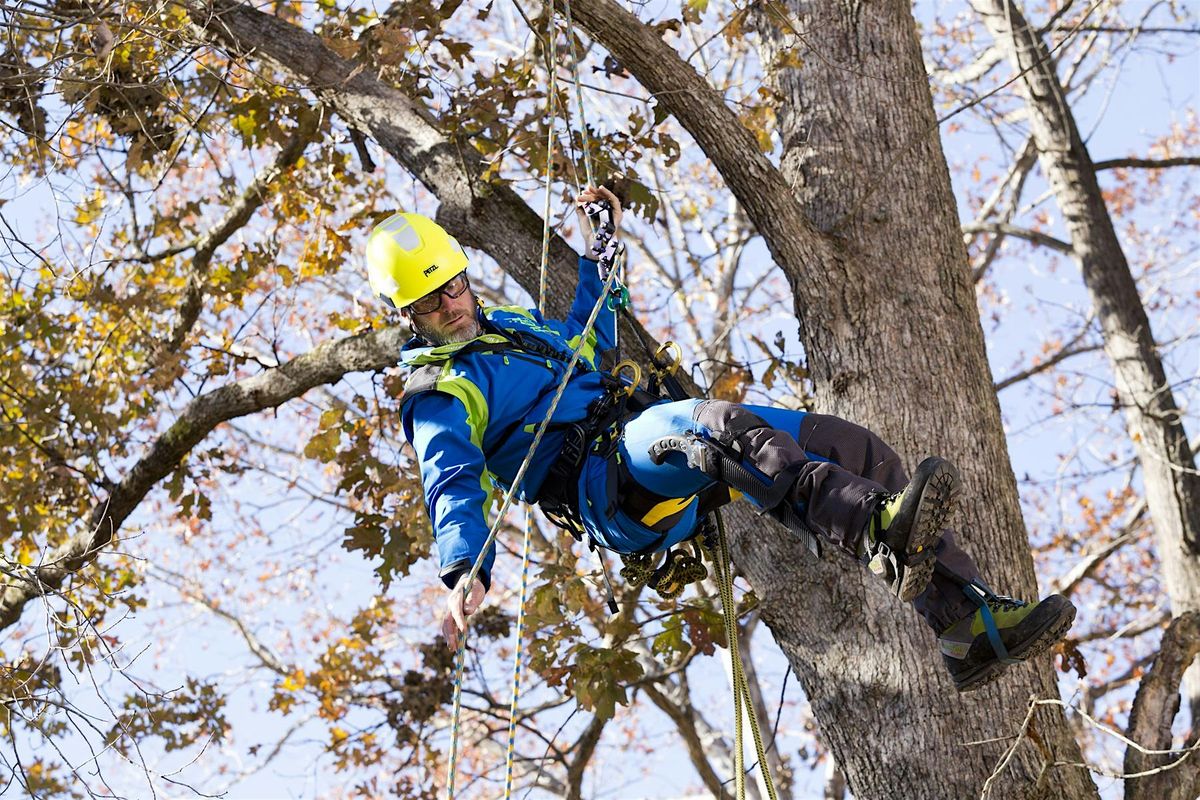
[
  {"xmin": 74, "ymin": 189, "xmax": 106, "ymax": 225},
  {"xmin": 17, "ymin": 540, "xmax": 35, "ymax": 567},
  {"xmin": 280, "ymin": 669, "xmax": 307, "ymax": 691}
]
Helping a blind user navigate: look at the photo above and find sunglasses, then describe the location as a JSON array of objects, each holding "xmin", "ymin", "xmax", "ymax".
[{"xmin": 406, "ymin": 273, "xmax": 470, "ymax": 315}]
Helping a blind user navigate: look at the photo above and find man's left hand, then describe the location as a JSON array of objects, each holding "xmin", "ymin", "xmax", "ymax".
[
  {"xmin": 576, "ymin": 184, "xmax": 623, "ymax": 232},
  {"xmin": 441, "ymin": 573, "xmax": 486, "ymax": 650}
]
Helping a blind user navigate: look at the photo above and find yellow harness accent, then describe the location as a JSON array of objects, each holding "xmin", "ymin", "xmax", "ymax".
[{"xmin": 639, "ymin": 495, "xmax": 695, "ymax": 527}]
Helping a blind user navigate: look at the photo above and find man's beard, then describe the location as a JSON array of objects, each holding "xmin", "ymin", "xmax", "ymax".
[{"xmin": 410, "ymin": 312, "xmax": 483, "ymax": 346}]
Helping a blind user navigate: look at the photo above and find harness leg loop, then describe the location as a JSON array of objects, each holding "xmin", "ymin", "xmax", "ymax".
[{"xmin": 648, "ymin": 434, "xmax": 821, "ymax": 557}]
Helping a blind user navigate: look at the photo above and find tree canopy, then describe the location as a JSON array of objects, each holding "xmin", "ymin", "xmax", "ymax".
[{"xmin": 0, "ymin": 0, "xmax": 1197, "ymax": 797}]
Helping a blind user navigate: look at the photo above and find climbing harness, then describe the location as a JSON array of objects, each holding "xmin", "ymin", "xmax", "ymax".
[
  {"xmin": 646, "ymin": 433, "xmax": 822, "ymax": 558},
  {"xmin": 443, "ymin": 0, "xmax": 782, "ymax": 794}
]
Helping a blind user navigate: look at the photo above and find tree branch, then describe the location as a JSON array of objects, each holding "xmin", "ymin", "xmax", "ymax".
[
  {"xmin": 563, "ymin": 0, "xmax": 838, "ymax": 323},
  {"xmin": 1125, "ymin": 611, "xmax": 1200, "ymax": 800},
  {"xmin": 968, "ymin": 137, "xmax": 1038, "ymax": 283},
  {"xmin": 190, "ymin": 0, "xmax": 583, "ymax": 317},
  {"xmin": 150, "ymin": 565, "xmax": 292, "ymax": 676},
  {"xmin": 0, "ymin": 324, "xmax": 409, "ymax": 632},
  {"xmin": 962, "ymin": 221, "xmax": 1074, "ymax": 254},
  {"xmin": 993, "ymin": 316, "xmax": 1102, "ymax": 392},
  {"xmin": 159, "ymin": 104, "xmax": 322, "ymax": 356},
  {"xmin": 1053, "ymin": 499, "xmax": 1145, "ymax": 598},
  {"xmin": 1093, "ymin": 156, "xmax": 1200, "ymax": 171}
]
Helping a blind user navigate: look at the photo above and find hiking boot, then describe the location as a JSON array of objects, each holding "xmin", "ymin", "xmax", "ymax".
[
  {"xmin": 939, "ymin": 593, "xmax": 1077, "ymax": 692},
  {"xmin": 861, "ymin": 456, "xmax": 960, "ymax": 602}
]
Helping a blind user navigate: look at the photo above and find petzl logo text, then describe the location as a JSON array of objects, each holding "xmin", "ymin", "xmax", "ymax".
[{"xmin": 423, "ymin": 264, "xmax": 439, "ymax": 276}]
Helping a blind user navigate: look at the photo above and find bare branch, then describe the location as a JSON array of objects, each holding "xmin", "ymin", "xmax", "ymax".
[
  {"xmin": 994, "ymin": 314, "xmax": 1100, "ymax": 392},
  {"xmin": 962, "ymin": 221, "xmax": 1074, "ymax": 254},
  {"xmin": 1125, "ymin": 611, "xmax": 1200, "ymax": 800},
  {"xmin": 1093, "ymin": 157, "xmax": 1200, "ymax": 171},
  {"xmin": 1053, "ymin": 499, "xmax": 1146, "ymax": 597},
  {"xmin": 149, "ymin": 565, "xmax": 292, "ymax": 675},
  {"xmin": 968, "ymin": 138, "xmax": 1038, "ymax": 283},
  {"xmin": 1049, "ymin": 26, "xmax": 1200, "ymax": 36}
]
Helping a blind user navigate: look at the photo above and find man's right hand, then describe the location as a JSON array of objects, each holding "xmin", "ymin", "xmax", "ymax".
[{"xmin": 441, "ymin": 573, "xmax": 486, "ymax": 650}]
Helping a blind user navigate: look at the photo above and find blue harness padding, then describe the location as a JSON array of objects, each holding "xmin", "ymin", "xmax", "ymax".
[{"xmin": 576, "ymin": 400, "xmax": 818, "ymax": 554}]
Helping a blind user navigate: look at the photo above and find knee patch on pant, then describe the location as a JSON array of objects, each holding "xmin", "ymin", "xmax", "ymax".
[{"xmin": 693, "ymin": 399, "xmax": 808, "ymax": 480}]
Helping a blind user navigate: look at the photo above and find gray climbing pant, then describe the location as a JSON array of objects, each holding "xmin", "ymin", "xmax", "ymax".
[{"xmin": 618, "ymin": 398, "xmax": 982, "ymax": 631}]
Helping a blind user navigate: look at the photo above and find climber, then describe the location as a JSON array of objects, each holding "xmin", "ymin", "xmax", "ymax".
[{"xmin": 365, "ymin": 186, "xmax": 1076, "ymax": 692}]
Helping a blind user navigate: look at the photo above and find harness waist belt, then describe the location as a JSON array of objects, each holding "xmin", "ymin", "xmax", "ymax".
[{"xmin": 533, "ymin": 381, "xmax": 661, "ymax": 538}]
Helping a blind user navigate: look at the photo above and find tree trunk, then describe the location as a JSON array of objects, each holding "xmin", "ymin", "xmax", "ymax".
[
  {"xmin": 189, "ymin": 1, "xmax": 1098, "ymax": 795},
  {"xmin": 567, "ymin": 0, "xmax": 1097, "ymax": 796},
  {"xmin": 968, "ymin": 0, "xmax": 1200, "ymax": 724}
]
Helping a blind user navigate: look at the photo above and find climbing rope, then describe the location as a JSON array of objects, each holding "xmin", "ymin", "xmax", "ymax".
[
  {"xmin": 536, "ymin": 0, "xmax": 558, "ymax": 312},
  {"xmin": 443, "ymin": 235, "xmax": 624, "ymax": 796},
  {"xmin": 562, "ymin": 0, "xmax": 595, "ymax": 189},
  {"xmin": 498, "ymin": 3, "xmax": 560, "ymax": 791},
  {"xmin": 443, "ymin": 2, "xmax": 781, "ymax": 795},
  {"xmin": 502, "ymin": 507, "xmax": 536, "ymax": 795},
  {"xmin": 445, "ymin": 634, "xmax": 467, "ymax": 797},
  {"xmin": 444, "ymin": 9, "xmax": 627, "ymax": 790},
  {"xmin": 712, "ymin": 510, "xmax": 779, "ymax": 800}
]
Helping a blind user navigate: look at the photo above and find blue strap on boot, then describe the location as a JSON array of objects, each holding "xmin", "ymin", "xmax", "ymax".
[{"xmin": 962, "ymin": 579, "xmax": 1021, "ymax": 665}]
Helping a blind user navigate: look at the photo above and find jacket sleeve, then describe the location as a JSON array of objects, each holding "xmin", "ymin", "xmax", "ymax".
[
  {"xmin": 563, "ymin": 255, "xmax": 617, "ymax": 362},
  {"xmin": 402, "ymin": 392, "xmax": 496, "ymax": 592}
]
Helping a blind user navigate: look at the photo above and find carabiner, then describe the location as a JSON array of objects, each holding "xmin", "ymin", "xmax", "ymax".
[
  {"xmin": 652, "ymin": 341, "xmax": 682, "ymax": 377},
  {"xmin": 611, "ymin": 360, "xmax": 642, "ymax": 398}
]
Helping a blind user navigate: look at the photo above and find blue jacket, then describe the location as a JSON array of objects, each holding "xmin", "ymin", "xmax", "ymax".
[{"xmin": 400, "ymin": 256, "xmax": 616, "ymax": 590}]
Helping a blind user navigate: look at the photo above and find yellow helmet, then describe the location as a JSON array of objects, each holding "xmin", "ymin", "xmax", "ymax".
[{"xmin": 365, "ymin": 212, "xmax": 469, "ymax": 309}]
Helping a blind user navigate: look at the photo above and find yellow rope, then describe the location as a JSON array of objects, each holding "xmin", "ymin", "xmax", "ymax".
[
  {"xmin": 502, "ymin": 508, "xmax": 535, "ymax": 796},
  {"xmin": 714, "ymin": 511, "xmax": 779, "ymax": 800}
]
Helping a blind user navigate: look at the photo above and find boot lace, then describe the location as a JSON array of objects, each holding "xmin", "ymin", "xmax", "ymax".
[{"xmin": 986, "ymin": 595, "xmax": 1027, "ymax": 614}]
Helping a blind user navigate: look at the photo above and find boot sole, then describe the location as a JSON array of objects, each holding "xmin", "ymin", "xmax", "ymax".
[
  {"xmin": 894, "ymin": 458, "xmax": 960, "ymax": 602},
  {"xmin": 955, "ymin": 598, "xmax": 1077, "ymax": 692}
]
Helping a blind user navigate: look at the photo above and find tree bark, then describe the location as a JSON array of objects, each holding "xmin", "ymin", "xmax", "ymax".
[
  {"xmin": 566, "ymin": 0, "xmax": 1097, "ymax": 796},
  {"xmin": 1124, "ymin": 611, "xmax": 1200, "ymax": 800},
  {"xmin": 968, "ymin": 0, "xmax": 1200, "ymax": 727}
]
